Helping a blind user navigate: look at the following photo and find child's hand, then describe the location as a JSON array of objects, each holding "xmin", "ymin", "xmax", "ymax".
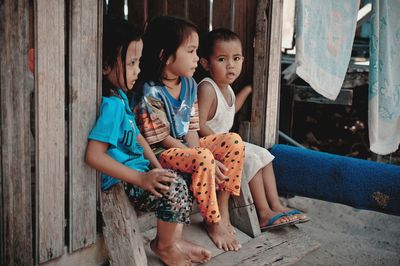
[
  {"xmin": 140, "ymin": 169, "xmax": 177, "ymax": 197},
  {"xmin": 215, "ymin": 160, "xmax": 228, "ymax": 184}
]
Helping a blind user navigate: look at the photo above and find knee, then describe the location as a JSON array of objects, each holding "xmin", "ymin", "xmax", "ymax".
[
  {"xmin": 225, "ymin": 132, "xmax": 244, "ymax": 150},
  {"xmin": 192, "ymin": 147, "xmax": 214, "ymax": 165},
  {"xmin": 164, "ymin": 176, "xmax": 192, "ymax": 209}
]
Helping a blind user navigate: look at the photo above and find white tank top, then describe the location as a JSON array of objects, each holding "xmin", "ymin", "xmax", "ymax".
[{"xmin": 198, "ymin": 77, "xmax": 236, "ymax": 133}]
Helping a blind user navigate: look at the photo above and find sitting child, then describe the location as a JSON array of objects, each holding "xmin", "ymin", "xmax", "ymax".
[
  {"xmin": 197, "ymin": 28, "xmax": 310, "ymax": 231},
  {"xmin": 134, "ymin": 16, "xmax": 244, "ymax": 251},
  {"xmin": 85, "ymin": 16, "xmax": 211, "ymax": 265}
]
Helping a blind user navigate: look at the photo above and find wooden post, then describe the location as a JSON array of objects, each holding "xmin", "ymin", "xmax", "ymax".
[
  {"xmin": 101, "ymin": 183, "xmax": 147, "ymax": 266},
  {"xmin": 251, "ymin": 0, "xmax": 283, "ymax": 148},
  {"xmin": 230, "ymin": 181, "xmax": 261, "ymax": 238},
  {"xmin": 263, "ymin": 0, "xmax": 283, "ymax": 148},
  {"xmin": 35, "ymin": 0, "xmax": 66, "ymax": 262},
  {"xmin": 68, "ymin": 0, "xmax": 102, "ymax": 252},
  {"xmin": 0, "ymin": 0, "xmax": 33, "ymax": 264}
]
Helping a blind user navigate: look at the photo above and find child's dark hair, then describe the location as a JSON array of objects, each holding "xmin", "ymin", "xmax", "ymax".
[
  {"xmin": 139, "ymin": 15, "xmax": 199, "ymax": 83},
  {"xmin": 102, "ymin": 15, "xmax": 142, "ymax": 96},
  {"xmin": 200, "ymin": 28, "xmax": 241, "ymax": 59}
]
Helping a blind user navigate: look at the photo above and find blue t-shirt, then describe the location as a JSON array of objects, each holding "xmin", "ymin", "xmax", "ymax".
[{"xmin": 88, "ymin": 89, "xmax": 150, "ymax": 190}]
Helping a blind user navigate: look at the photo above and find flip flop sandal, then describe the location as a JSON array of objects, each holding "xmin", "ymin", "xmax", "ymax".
[
  {"xmin": 260, "ymin": 213, "xmax": 299, "ymax": 231},
  {"xmin": 284, "ymin": 209, "xmax": 311, "ymax": 223}
]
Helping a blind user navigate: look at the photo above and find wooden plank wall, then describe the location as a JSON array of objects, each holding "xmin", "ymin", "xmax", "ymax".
[
  {"xmin": 68, "ymin": 0, "xmax": 101, "ymax": 253},
  {"xmin": 35, "ymin": 0, "xmax": 66, "ymax": 263},
  {"xmin": 0, "ymin": 0, "xmax": 33, "ymax": 265}
]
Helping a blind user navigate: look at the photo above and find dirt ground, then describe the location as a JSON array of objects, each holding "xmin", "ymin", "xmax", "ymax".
[{"xmin": 284, "ymin": 196, "xmax": 400, "ymax": 265}]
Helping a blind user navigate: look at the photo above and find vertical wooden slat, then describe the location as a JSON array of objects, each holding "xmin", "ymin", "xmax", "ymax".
[
  {"xmin": 166, "ymin": 0, "xmax": 187, "ymax": 18},
  {"xmin": 263, "ymin": 0, "xmax": 283, "ymax": 148},
  {"xmin": 128, "ymin": 0, "xmax": 147, "ymax": 28},
  {"xmin": 188, "ymin": 0, "xmax": 210, "ymax": 35},
  {"xmin": 212, "ymin": 0, "xmax": 232, "ymax": 29},
  {"xmin": 250, "ymin": 0, "xmax": 283, "ymax": 148},
  {"xmin": 68, "ymin": 0, "xmax": 100, "ymax": 252},
  {"xmin": 35, "ymin": 0, "xmax": 65, "ymax": 263},
  {"xmin": 232, "ymin": 0, "xmax": 256, "ymax": 127},
  {"xmin": 250, "ymin": 0, "xmax": 269, "ymax": 146},
  {"xmin": 0, "ymin": 0, "xmax": 33, "ymax": 265},
  {"xmin": 147, "ymin": 0, "xmax": 167, "ymax": 19},
  {"xmin": 107, "ymin": 0, "xmax": 124, "ymax": 17}
]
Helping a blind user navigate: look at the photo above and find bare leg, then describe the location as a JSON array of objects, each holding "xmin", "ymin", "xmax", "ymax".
[
  {"xmin": 261, "ymin": 164, "xmax": 307, "ymax": 221},
  {"xmin": 248, "ymin": 169, "xmax": 291, "ymax": 227},
  {"xmin": 151, "ymin": 220, "xmax": 191, "ymax": 266},
  {"xmin": 218, "ymin": 191, "xmax": 235, "ymax": 234},
  {"xmin": 205, "ymin": 191, "xmax": 241, "ymax": 251}
]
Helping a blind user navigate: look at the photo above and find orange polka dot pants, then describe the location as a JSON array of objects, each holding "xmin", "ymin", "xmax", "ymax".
[{"xmin": 159, "ymin": 132, "xmax": 244, "ymax": 223}]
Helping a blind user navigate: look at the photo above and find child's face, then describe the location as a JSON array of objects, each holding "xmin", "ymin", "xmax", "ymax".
[
  {"xmin": 124, "ymin": 40, "xmax": 143, "ymax": 90},
  {"xmin": 164, "ymin": 31, "xmax": 199, "ymax": 79},
  {"xmin": 105, "ymin": 40, "xmax": 143, "ymax": 91},
  {"xmin": 203, "ymin": 39, "xmax": 243, "ymax": 88}
]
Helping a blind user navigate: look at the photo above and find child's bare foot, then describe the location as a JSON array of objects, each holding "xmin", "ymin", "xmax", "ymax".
[
  {"xmin": 205, "ymin": 221, "xmax": 241, "ymax": 251},
  {"xmin": 150, "ymin": 238, "xmax": 192, "ymax": 266},
  {"xmin": 220, "ymin": 208, "xmax": 236, "ymax": 235},
  {"xmin": 176, "ymin": 239, "xmax": 212, "ymax": 263},
  {"xmin": 221, "ymin": 217, "xmax": 236, "ymax": 235}
]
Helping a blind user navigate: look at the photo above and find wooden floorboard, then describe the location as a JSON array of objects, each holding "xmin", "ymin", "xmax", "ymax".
[
  {"xmin": 142, "ymin": 213, "xmax": 319, "ymax": 265},
  {"xmin": 206, "ymin": 226, "xmax": 320, "ymax": 266}
]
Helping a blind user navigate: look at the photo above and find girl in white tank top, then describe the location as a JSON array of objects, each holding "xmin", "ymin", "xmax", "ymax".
[{"xmin": 197, "ymin": 28, "xmax": 310, "ymax": 231}]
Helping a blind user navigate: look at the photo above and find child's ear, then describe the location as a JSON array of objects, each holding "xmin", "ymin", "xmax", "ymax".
[{"xmin": 199, "ymin": 58, "xmax": 210, "ymax": 71}]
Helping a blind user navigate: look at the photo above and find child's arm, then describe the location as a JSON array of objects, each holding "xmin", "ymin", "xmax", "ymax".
[
  {"xmin": 160, "ymin": 135, "xmax": 188, "ymax": 149},
  {"xmin": 137, "ymin": 133, "xmax": 163, "ymax": 169},
  {"xmin": 184, "ymin": 130, "xmax": 200, "ymax": 148},
  {"xmin": 235, "ymin": 85, "xmax": 252, "ymax": 113},
  {"xmin": 197, "ymin": 81, "xmax": 217, "ymax": 137},
  {"xmin": 86, "ymin": 139, "xmax": 176, "ymax": 197}
]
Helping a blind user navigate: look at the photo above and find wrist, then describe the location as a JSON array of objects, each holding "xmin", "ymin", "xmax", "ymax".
[{"xmin": 137, "ymin": 171, "xmax": 146, "ymax": 188}]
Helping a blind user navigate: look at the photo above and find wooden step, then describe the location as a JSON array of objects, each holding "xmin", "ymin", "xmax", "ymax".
[
  {"xmin": 143, "ymin": 213, "xmax": 252, "ymax": 266},
  {"xmin": 142, "ymin": 213, "xmax": 319, "ymax": 265}
]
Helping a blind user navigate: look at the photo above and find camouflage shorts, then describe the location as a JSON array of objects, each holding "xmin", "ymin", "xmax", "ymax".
[{"xmin": 124, "ymin": 171, "xmax": 193, "ymax": 224}]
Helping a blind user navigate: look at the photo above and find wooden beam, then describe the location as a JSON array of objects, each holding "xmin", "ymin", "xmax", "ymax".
[
  {"xmin": 0, "ymin": 0, "xmax": 33, "ymax": 264},
  {"xmin": 250, "ymin": 0, "xmax": 269, "ymax": 147},
  {"xmin": 264, "ymin": 0, "xmax": 283, "ymax": 148},
  {"xmin": 35, "ymin": 0, "xmax": 66, "ymax": 262},
  {"xmin": 293, "ymin": 85, "xmax": 353, "ymax": 106},
  {"xmin": 68, "ymin": 0, "xmax": 101, "ymax": 252},
  {"xmin": 101, "ymin": 183, "xmax": 147, "ymax": 265},
  {"xmin": 251, "ymin": 0, "xmax": 283, "ymax": 148}
]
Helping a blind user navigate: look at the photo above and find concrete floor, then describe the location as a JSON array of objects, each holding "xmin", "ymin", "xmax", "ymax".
[{"xmin": 285, "ymin": 196, "xmax": 400, "ymax": 265}]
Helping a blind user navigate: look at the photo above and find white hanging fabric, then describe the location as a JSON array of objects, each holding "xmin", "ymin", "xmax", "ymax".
[
  {"xmin": 295, "ymin": 0, "xmax": 360, "ymax": 100},
  {"xmin": 368, "ymin": 0, "xmax": 400, "ymax": 155}
]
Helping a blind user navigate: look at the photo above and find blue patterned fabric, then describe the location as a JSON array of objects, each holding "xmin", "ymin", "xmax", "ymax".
[
  {"xmin": 295, "ymin": 0, "xmax": 360, "ymax": 100},
  {"xmin": 368, "ymin": 0, "xmax": 400, "ymax": 155}
]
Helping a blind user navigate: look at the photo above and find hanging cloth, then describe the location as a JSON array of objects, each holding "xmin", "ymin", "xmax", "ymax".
[
  {"xmin": 295, "ymin": 0, "xmax": 360, "ymax": 100},
  {"xmin": 368, "ymin": 0, "xmax": 400, "ymax": 155}
]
